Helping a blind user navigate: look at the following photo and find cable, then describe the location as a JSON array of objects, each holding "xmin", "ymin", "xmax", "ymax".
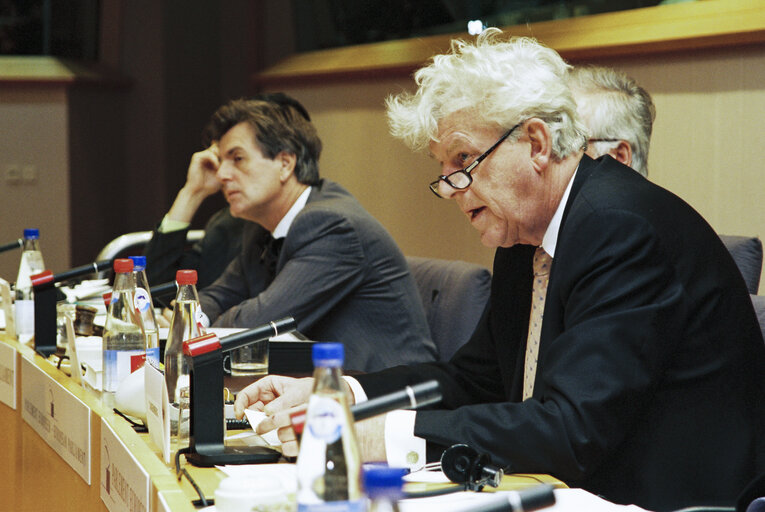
[
  {"xmin": 402, "ymin": 484, "xmax": 466, "ymax": 499},
  {"xmin": 175, "ymin": 447, "xmax": 214, "ymax": 508},
  {"xmin": 112, "ymin": 408, "xmax": 148, "ymax": 433}
]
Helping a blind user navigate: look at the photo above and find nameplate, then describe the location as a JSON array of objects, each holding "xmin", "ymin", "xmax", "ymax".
[
  {"xmin": 0, "ymin": 341, "xmax": 16, "ymax": 409},
  {"xmin": 20, "ymin": 356, "xmax": 91, "ymax": 483},
  {"xmin": 100, "ymin": 418, "xmax": 150, "ymax": 512},
  {"xmin": 156, "ymin": 491, "xmax": 172, "ymax": 512}
]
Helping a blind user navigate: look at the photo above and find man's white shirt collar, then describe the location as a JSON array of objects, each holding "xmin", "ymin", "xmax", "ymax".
[
  {"xmin": 541, "ymin": 166, "xmax": 578, "ymax": 258},
  {"xmin": 272, "ymin": 186, "xmax": 311, "ymax": 239}
]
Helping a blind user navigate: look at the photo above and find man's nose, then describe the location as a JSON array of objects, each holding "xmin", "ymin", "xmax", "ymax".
[
  {"xmin": 436, "ymin": 179, "xmax": 458, "ymax": 199},
  {"xmin": 216, "ymin": 161, "xmax": 231, "ymax": 181}
]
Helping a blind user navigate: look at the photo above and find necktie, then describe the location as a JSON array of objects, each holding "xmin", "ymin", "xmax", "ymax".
[
  {"xmin": 260, "ymin": 234, "xmax": 284, "ymax": 276},
  {"xmin": 523, "ymin": 247, "xmax": 552, "ymax": 401}
]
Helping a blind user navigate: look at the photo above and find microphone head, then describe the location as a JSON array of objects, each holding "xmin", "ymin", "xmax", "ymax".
[{"xmin": 440, "ymin": 443, "xmax": 503, "ymax": 491}]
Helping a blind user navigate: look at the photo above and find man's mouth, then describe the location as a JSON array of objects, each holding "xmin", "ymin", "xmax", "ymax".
[{"xmin": 469, "ymin": 207, "xmax": 485, "ymax": 220}]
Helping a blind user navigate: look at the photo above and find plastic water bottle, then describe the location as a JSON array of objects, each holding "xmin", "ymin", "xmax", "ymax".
[
  {"xmin": 14, "ymin": 228, "xmax": 45, "ymax": 341},
  {"xmin": 129, "ymin": 255, "xmax": 160, "ymax": 369},
  {"xmin": 102, "ymin": 258, "xmax": 146, "ymax": 407},
  {"xmin": 363, "ymin": 466, "xmax": 407, "ymax": 512},
  {"xmin": 296, "ymin": 343, "xmax": 363, "ymax": 512},
  {"xmin": 164, "ymin": 269, "xmax": 205, "ymax": 447}
]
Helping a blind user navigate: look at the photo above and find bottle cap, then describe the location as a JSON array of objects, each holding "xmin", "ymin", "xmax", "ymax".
[
  {"xmin": 312, "ymin": 342, "xmax": 344, "ymax": 367},
  {"xmin": 363, "ymin": 466, "xmax": 407, "ymax": 498},
  {"xmin": 113, "ymin": 258, "xmax": 134, "ymax": 273},
  {"xmin": 23, "ymin": 228, "xmax": 39, "ymax": 239},
  {"xmin": 129, "ymin": 255, "xmax": 146, "ymax": 272},
  {"xmin": 176, "ymin": 269, "xmax": 198, "ymax": 285}
]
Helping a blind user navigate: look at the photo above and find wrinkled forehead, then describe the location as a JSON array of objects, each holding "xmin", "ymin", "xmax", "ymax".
[{"xmin": 429, "ymin": 111, "xmax": 503, "ymax": 153}]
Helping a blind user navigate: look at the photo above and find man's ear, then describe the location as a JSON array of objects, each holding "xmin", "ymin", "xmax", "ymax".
[
  {"xmin": 525, "ymin": 118, "xmax": 552, "ymax": 173},
  {"xmin": 277, "ymin": 152, "xmax": 297, "ymax": 182},
  {"xmin": 608, "ymin": 141, "xmax": 633, "ymax": 168}
]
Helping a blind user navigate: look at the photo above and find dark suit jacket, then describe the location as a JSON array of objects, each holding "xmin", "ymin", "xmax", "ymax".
[
  {"xmin": 143, "ymin": 207, "xmax": 247, "ymax": 289},
  {"xmin": 199, "ymin": 179, "xmax": 437, "ymax": 372},
  {"xmin": 357, "ymin": 156, "xmax": 765, "ymax": 511}
]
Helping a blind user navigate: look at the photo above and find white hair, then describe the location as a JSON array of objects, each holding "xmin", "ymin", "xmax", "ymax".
[
  {"xmin": 386, "ymin": 29, "xmax": 587, "ymax": 160},
  {"xmin": 568, "ymin": 65, "xmax": 655, "ymax": 176}
]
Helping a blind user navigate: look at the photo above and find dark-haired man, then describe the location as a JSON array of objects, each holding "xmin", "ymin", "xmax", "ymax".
[{"xmin": 196, "ymin": 97, "xmax": 437, "ymax": 372}]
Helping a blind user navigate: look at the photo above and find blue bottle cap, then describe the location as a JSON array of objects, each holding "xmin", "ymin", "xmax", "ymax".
[
  {"xmin": 129, "ymin": 255, "xmax": 147, "ymax": 272},
  {"xmin": 23, "ymin": 228, "xmax": 39, "ymax": 239},
  {"xmin": 363, "ymin": 466, "xmax": 407, "ymax": 498},
  {"xmin": 312, "ymin": 342, "xmax": 344, "ymax": 367}
]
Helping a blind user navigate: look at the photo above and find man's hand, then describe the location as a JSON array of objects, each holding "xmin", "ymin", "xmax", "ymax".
[
  {"xmin": 234, "ymin": 376, "xmax": 315, "ymax": 457},
  {"xmin": 184, "ymin": 145, "xmax": 222, "ymax": 199},
  {"xmin": 166, "ymin": 145, "xmax": 222, "ymax": 223}
]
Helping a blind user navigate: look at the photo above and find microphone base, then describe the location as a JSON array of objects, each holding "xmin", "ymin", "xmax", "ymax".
[{"xmin": 185, "ymin": 445, "xmax": 281, "ymax": 467}]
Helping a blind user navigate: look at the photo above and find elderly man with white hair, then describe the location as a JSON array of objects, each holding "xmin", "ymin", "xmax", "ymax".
[
  {"xmin": 236, "ymin": 30, "xmax": 765, "ymax": 512},
  {"xmin": 568, "ymin": 65, "xmax": 656, "ymax": 177}
]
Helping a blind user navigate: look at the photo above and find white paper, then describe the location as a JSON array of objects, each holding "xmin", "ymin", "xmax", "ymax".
[
  {"xmin": 65, "ymin": 316, "xmax": 82, "ymax": 385},
  {"xmin": 397, "ymin": 488, "xmax": 652, "ymax": 512},
  {"xmin": 243, "ymin": 409, "xmax": 281, "ymax": 446},
  {"xmin": 0, "ymin": 278, "xmax": 13, "ymax": 336},
  {"xmin": 144, "ymin": 362, "xmax": 170, "ymax": 464}
]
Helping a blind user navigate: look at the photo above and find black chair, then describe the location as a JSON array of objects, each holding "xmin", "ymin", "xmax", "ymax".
[
  {"xmin": 406, "ymin": 256, "xmax": 491, "ymax": 362},
  {"xmin": 719, "ymin": 234, "xmax": 763, "ymax": 295}
]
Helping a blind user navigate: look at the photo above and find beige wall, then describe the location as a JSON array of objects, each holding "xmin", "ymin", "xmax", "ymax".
[
  {"xmin": 0, "ymin": 88, "xmax": 71, "ymax": 281},
  {"xmin": 273, "ymin": 42, "xmax": 765, "ymax": 293}
]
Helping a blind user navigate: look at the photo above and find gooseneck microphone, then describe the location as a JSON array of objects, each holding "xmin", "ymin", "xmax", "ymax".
[
  {"xmin": 149, "ymin": 281, "xmax": 177, "ymax": 299},
  {"xmin": 29, "ymin": 260, "xmax": 112, "ymax": 357},
  {"xmin": 30, "ymin": 260, "xmax": 113, "ymax": 287},
  {"xmin": 351, "ymin": 380, "xmax": 441, "ymax": 421},
  {"xmin": 183, "ymin": 317, "xmax": 297, "ymax": 357},
  {"xmin": 289, "ymin": 380, "xmax": 442, "ymax": 434},
  {"xmin": 183, "ymin": 317, "xmax": 297, "ymax": 467},
  {"xmin": 0, "ymin": 239, "xmax": 22, "ymax": 254}
]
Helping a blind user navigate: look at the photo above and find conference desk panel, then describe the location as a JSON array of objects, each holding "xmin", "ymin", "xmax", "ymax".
[{"xmin": 0, "ymin": 335, "xmax": 210, "ymax": 512}]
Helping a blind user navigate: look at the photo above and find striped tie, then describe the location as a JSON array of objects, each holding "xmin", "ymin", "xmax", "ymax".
[{"xmin": 523, "ymin": 247, "xmax": 552, "ymax": 401}]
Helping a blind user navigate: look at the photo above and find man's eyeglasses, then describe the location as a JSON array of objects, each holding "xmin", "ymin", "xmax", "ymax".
[{"xmin": 429, "ymin": 122, "xmax": 521, "ymax": 198}]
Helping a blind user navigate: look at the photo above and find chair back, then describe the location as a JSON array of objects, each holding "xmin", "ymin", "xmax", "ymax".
[
  {"xmin": 95, "ymin": 230, "xmax": 205, "ymax": 277},
  {"xmin": 406, "ymin": 256, "xmax": 491, "ymax": 362},
  {"xmin": 719, "ymin": 234, "xmax": 763, "ymax": 294}
]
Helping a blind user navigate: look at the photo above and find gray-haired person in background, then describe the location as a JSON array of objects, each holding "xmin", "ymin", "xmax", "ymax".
[{"xmin": 568, "ymin": 65, "xmax": 656, "ymax": 177}]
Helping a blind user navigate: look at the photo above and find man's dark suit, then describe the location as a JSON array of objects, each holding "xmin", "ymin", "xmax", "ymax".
[
  {"xmin": 357, "ymin": 155, "xmax": 765, "ymax": 511},
  {"xmin": 199, "ymin": 179, "xmax": 437, "ymax": 373},
  {"xmin": 143, "ymin": 208, "xmax": 247, "ymax": 289}
]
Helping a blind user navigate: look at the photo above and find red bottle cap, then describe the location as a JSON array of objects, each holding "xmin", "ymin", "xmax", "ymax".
[
  {"xmin": 113, "ymin": 258, "xmax": 134, "ymax": 273},
  {"xmin": 176, "ymin": 269, "xmax": 198, "ymax": 285}
]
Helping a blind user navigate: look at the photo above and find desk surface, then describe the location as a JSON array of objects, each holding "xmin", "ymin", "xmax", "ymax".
[{"xmin": 0, "ymin": 333, "xmax": 565, "ymax": 511}]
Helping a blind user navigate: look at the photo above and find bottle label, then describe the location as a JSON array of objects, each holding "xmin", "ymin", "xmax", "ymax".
[
  {"xmin": 297, "ymin": 394, "xmax": 362, "ymax": 508},
  {"xmin": 134, "ymin": 288, "xmax": 152, "ymax": 313},
  {"xmin": 306, "ymin": 398, "xmax": 343, "ymax": 444},
  {"xmin": 297, "ymin": 500, "xmax": 365, "ymax": 512},
  {"xmin": 146, "ymin": 347, "xmax": 160, "ymax": 369},
  {"xmin": 15, "ymin": 299, "xmax": 35, "ymax": 336},
  {"xmin": 103, "ymin": 349, "xmax": 145, "ymax": 393}
]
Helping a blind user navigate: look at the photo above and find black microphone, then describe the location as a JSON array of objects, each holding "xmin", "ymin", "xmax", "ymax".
[
  {"xmin": 218, "ymin": 317, "xmax": 297, "ymax": 353},
  {"xmin": 31, "ymin": 260, "xmax": 113, "ymax": 291},
  {"xmin": 149, "ymin": 281, "xmax": 177, "ymax": 299},
  {"xmin": 289, "ymin": 380, "xmax": 442, "ymax": 434},
  {"xmin": 48, "ymin": 260, "xmax": 113, "ymax": 285},
  {"xmin": 0, "ymin": 239, "xmax": 22, "ymax": 254},
  {"xmin": 351, "ymin": 380, "xmax": 441, "ymax": 421},
  {"xmin": 183, "ymin": 317, "xmax": 297, "ymax": 358}
]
